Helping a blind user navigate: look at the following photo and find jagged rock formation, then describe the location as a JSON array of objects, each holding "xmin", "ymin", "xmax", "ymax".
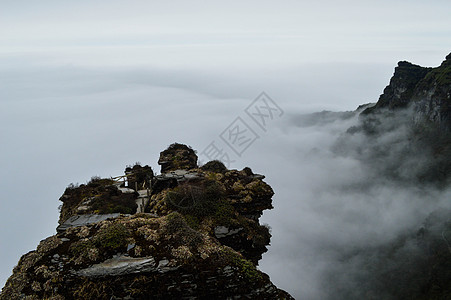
[
  {"xmin": 362, "ymin": 52, "xmax": 451, "ymax": 130},
  {"xmin": 1, "ymin": 143, "xmax": 293, "ymax": 300},
  {"xmin": 341, "ymin": 53, "xmax": 451, "ymax": 187}
]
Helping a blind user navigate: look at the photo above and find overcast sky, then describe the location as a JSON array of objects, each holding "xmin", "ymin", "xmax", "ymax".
[{"xmin": 1, "ymin": 1, "xmax": 451, "ymax": 298}]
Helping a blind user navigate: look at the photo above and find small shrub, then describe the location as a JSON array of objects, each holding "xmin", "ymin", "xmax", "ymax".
[{"xmin": 166, "ymin": 180, "xmax": 225, "ymax": 217}]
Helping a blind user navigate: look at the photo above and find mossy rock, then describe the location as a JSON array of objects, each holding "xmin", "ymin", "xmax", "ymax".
[{"xmin": 93, "ymin": 223, "xmax": 129, "ymax": 251}]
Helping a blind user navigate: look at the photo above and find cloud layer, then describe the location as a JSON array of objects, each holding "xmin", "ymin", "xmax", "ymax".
[{"xmin": 1, "ymin": 2, "xmax": 451, "ymax": 297}]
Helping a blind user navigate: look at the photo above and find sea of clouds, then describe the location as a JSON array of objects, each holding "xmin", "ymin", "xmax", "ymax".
[{"xmin": 1, "ymin": 56, "xmax": 450, "ymax": 299}]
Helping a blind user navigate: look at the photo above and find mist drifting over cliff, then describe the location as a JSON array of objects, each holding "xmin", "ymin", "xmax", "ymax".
[{"xmin": 258, "ymin": 108, "xmax": 450, "ymax": 299}]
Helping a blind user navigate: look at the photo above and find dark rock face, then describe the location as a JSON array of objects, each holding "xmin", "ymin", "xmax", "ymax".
[
  {"xmin": 362, "ymin": 53, "xmax": 451, "ymax": 131},
  {"xmin": 372, "ymin": 61, "xmax": 431, "ymax": 109},
  {"xmin": 1, "ymin": 144, "xmax": 293, "ymax": 300}
]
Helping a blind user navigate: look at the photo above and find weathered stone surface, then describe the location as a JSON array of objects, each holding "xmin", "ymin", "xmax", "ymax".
[
  {"xmin": 57, "ymin": 213, "xmax": 123, "ymax": 232},
  {"xmin": 73, "ymin": 255, "xmax": 178, "ymax": 277},
  {"xmin": 158, "ymin": 169, "xmax": 203, "ymax": 181}
]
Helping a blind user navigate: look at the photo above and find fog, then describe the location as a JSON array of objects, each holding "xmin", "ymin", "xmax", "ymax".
[
  {"xmin": 2, "ymin": 61, "xmax": 450, "ymax": 299},
  {"xmin": 1, "ymin": 1, "xmax": 451, "ymax": 298},
  {"xmin": 257, "ymin": 110, "xmax": 451, "ymax": 299}
]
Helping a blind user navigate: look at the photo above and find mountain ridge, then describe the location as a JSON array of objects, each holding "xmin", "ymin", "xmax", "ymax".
[{"xmin": 362, "ymin": 52, "xmax": 451, "ymax": 131}]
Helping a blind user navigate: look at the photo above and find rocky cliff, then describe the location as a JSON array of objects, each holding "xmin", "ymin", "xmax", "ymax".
[
  {"xmin": 362, "ymin": 52, "xmax": 451, "ymax": 130},
  {"xmin": 333, "ymin": 53, "xmax": 451, "ymax": 299},
  {"xmin": 0, "ymin": 143, "xmax": 293, "ymax": 300},
  {"xmin": 342, "ymin": 53, "xmax": 451, "ymax": 187}
]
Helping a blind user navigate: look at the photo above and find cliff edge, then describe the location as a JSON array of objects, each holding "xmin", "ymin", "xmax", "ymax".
[{"xmin": 362, "ymin": 52, "xmax": 451, "ymax": 130}]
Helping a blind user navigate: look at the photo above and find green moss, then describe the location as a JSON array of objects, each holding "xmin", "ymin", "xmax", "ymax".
[
  {"xmin": 235, "ymin": 257, "xmax": 262, "ymax": 282},
  {"xmin": 420, "ymin": 63, "xmax": 451, "ymax": 88},
  {"xmin": 220, "ymin": 248, "xmax": 262, "ymax": 282},
  {"xmin": 435, "ymin": 65, "xmax": 451, "ymax": 85},
  {"xmin": 248, "ymin": 180, "xmax": 270, "ymax": 194},
  {"xmin": 93, "ymin": 223, "xmax": 129, "ymax": 251}
]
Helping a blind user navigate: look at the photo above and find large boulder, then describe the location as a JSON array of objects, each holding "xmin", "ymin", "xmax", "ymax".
[{"xmin": 158, "ymin": 143, "xmax": 198, "ymax": 173}]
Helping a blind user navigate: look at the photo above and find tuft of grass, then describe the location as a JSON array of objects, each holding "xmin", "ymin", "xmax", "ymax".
[{"xmin": 165, "ymin": 180, "xmax": 224, "ymax": 218}]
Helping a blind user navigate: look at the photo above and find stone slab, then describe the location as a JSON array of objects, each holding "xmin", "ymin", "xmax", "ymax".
[{"xmin": 57, "ymin": 214, "xmax": 123, "ymax": 233}]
